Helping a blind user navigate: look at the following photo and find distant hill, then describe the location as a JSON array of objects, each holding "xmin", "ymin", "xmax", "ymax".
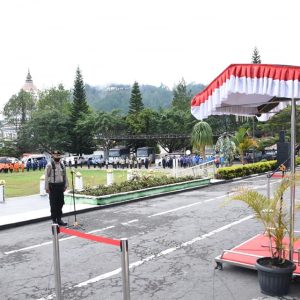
[{"xmin": 85, "ymin": 83, "xmax": 205, "ymax": 113}]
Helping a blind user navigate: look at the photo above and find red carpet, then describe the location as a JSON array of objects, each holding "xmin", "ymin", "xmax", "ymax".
[{"xmin": 219, "ymin": 233, "xmax": 300, "ymax": 274}]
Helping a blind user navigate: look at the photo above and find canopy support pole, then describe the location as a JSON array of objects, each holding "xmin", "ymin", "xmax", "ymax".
[{"xmin": 289, "ymin": 98, "xmax": 296, "ymax": 260}]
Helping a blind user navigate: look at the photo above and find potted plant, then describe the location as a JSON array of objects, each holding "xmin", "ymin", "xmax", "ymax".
[{"xmin": 232, "ymin": 177, "xmax": 297, "ymax": 296}]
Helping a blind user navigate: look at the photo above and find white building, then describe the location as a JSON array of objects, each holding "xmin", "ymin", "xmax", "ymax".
[
  {"xmin": 22, "ymin": 70, "xmax": 38, "ymax": 95},
  {"xmin": 0, "ymin": 70, "xmax": 38, "ymax": 142}
]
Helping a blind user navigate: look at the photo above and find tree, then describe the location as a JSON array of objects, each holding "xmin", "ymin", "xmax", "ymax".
[
  {"xmin": 128, "ymin": 81, "xmax": 144, "ymax": 114},
  {"xmin": 16, "ymin": 85, "xmax": 72, "ymax": 154},
  {"xmin": 157, "ymin": 108, "xmax": 195, "ymax": 153},
  {"xmin": 191, "ymin": 121, "xmax": 213, "ymax": 159},
  {"xmin": 206, "ymin": 115, "xmax": 244, "ymax": 137},
  {"xmin": 0, "ymin": 140, "xmax": 19, "ymax": 157},
  {"xmin": 37, "ymin": 84, "xmax": 71, "ymax": 112},
  {"xmin": 252, "ymin": 46, "xmax": 261, "ymax": 64},
  {"xmin": 17, "ymin": 110, "xmax": 71, "ymax": 154},
  {"xmin": 126, "ymin": 108, "xmax": 160, "ymax": 150},
  {"xmin": 257, "ymin": 106, "xmax": 300, "ymax": 142},
  {"xmin": 171, "ymin": 78, "xmax": 192, "ymax": 111},
  {"xmin": 126, "ymin": 81, "xmax": 146, "ymax": 149},
  {"xmin": 69, "ymin": 67, "xmax": 95, "ymax": 155},
  {"xmin": 93, "ymin": 110, "xmax": 128, "ymax": 150},
  {"xmin": 3, "ymin": 90, "xmax": 36, "ymax": 131},
  {"xmin": 232, "ymin": 127, "xmax": 257, "ymax": 164},
  {"xmin": 215, "ymin": 133, "xmax": 236, "ymax": 166}
]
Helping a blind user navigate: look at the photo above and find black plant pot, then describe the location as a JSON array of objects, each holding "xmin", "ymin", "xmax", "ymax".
[{"xmin": 256, "ymin": 257, "xmax": 296, "ymax": 296}]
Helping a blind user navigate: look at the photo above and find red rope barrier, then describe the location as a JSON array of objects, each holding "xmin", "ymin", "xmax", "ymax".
[{"xmin": 59, "ymin": 226, "xmax": 121, "ymax": 247}]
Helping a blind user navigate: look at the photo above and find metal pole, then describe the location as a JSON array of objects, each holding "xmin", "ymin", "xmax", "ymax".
[
  {"xmin": 253, "ymin": 116, "xmax": 255, "ymax": 163},
  {"xmin": 52, "ymin": 224, "xmax": 62, "ymax": 300},
  {"xmin": 267, "ymin": 173, "xmax": 270, "ymax": 200},
  {"xmin": 289, "ymin": 98, "xmax": 296, "ymax": 260},
  {"xmin": 71, "ymin": 169, "xmax": 77, "ymax": 223},
  {"xmin": 120, "ymin": 238, "xmax": 130, "ymax": 300}
]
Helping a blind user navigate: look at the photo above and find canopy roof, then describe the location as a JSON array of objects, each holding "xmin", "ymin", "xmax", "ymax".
[{"xmin": 191, "ymin": 64, "xmax": 300, "ymax": 121}]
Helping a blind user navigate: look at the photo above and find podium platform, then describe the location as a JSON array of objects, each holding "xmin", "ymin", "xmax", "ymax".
[{"xmin": 215, "ymin": 233, "xmax": 300, "ymax": 275}]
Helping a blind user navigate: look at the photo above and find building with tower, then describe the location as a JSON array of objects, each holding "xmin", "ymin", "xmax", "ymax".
[
  {"xmin": 22, "ymin": 70, "xmax": 38, "ymax": 95},
  {"xmin": 0, "ymin": 70, "xmax": 38, "ymax": 142}
]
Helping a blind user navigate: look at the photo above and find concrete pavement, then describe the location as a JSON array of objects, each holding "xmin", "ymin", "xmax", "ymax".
[
  {"xmin": 0, "ymin": 174, "xmax": 271, "ymax": 230},
  {"xmin": 0, "ymin": 193, "xmax": 98, "ymax": 229}
]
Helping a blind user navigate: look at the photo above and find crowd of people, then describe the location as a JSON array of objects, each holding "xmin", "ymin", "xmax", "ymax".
[
  {"xmin": 0, "ymin": 157, "xmax": 48, "ymax": 173},
  {"xmin": 25, "ymin": 158, "xmax": 48, "ymax": 171},
  {"xmin": 86, "ymin": 156, "xmax": 151, "ymax": 169},
  {"xmin": 1, "ymin": 153, "xmax": 222, "ymax": 174}
]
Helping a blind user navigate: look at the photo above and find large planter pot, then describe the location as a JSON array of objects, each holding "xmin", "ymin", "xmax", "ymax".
[{"xmin": 256, "ymin": 257, "xmax": 296, "ymax": 296}]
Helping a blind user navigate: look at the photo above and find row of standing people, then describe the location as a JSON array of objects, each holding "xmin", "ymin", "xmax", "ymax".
[
  {"xmin": 25, "ymin": 158, "xmax": 48, "ymax": 171},
  {"xmin": 86, "ymin": 157, "xmax": 151, "ymax": 169},
  {"xmin": 2, "ymin": 162, "xmax": 25, "ymax": 173}
]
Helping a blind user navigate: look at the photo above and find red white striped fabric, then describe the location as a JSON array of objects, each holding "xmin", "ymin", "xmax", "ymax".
[{"xmin": 191, "ymin": 64, "xmax": 300, "ymax": 121}]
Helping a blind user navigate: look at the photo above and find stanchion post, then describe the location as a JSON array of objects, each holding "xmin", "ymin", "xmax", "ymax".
[
  {"xmin": 120, "ymin": 238, "xmax": 130, "ymax": 300},
  {"xmin": 52, "ymin": 224, "xmax": 62, "ymax": 300},
  {"xmin": 267, "ymin": 173, "xmax": 270, "ymax": 200},
  {"xmin": 289, "ymin": 97, "xmax": 296, "ymax": 260}
]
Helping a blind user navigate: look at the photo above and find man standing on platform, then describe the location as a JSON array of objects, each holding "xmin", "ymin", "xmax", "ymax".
[{"xmin": 45, "ymin": 150, "xmax": 68, "ymax": 226}]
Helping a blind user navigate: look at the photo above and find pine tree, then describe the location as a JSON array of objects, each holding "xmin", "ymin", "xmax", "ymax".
[
  {"xmin": 252, "ymin": 47, "xmax": 261, "ymax": 64},
  {"xmin": 128, "ymin": 81, "xmax": 144, "ymax": 114},
  {"xmin": 72, "ymin": 67, "xmax": 89, "ymax": 116},
  {"xmin": 69, "ymin": 67, "xmax": 95, "ymax": 155},
  {"xmin": 171, "ymin": 78, "xmax": 191, "ymax": 111}
]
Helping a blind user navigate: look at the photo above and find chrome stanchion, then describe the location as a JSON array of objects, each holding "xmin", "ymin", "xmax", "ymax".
[
  {"xmin": 289, "ymin": 97, "xmax": 296, "ymax": 261},
  {"xmin": 120, "ymin": 238, "xmax": 130, "ymax": 300},
  {"xmin": 267, "ymin": 173, "xmax": 271, "ymax": 200},
  {"xmin": 52, "ymin": 224, "xmax": 62, "ymax": 300}
]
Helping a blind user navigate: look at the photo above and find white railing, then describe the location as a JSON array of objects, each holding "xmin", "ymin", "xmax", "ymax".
[
  {"xmin": 123, "ymin": 160, "xmax": 215, "ymax": 180},
  {"xmin": 171, "ymin": 160, "xmax": 215, "ymax": 179}
]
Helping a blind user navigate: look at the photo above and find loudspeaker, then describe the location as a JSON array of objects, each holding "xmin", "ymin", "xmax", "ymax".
[
  {"xmin": 279, "ymin": 131, "xmax": 285, "ymax": 143},
  {"xmin": 277, "ymin": 142, "xmax": 290, "ymax": 168}
]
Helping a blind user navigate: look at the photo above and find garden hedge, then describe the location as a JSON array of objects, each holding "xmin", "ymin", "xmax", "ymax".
[
  {"xmin": 216, "ymin": 161, "xmax": 277, "ymax": 180},
  {"xmin": 79, "ymin": 175, "xmax": 197, "ymax": 196}
]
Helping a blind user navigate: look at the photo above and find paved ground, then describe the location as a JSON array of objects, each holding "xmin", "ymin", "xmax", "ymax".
[
  {"xmin": 1, "ymin": 175, "xmax": 300, "ymax": 300},
  {"xmin": 0, "ymin": 193, "xmax": 98, "ymax": 228}
]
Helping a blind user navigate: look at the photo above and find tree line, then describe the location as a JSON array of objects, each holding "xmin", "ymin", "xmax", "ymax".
[{"xmin": 1, "ymin": 47, "xmax": 299, "ymax": 158}]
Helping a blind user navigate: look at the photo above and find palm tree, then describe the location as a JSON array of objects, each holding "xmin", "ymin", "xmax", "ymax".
[
  {"xmin": 191, "ymin": 121, "xmax": 213, "ymax": 159},
  {"xmin": 232, "ymin": 127, "xmax": 257, "ymax": 164}
]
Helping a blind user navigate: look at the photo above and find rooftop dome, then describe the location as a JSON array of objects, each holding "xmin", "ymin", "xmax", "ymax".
[{"xmin": 22, "ymin": 70, "xmax": 38, "ymax": 93}]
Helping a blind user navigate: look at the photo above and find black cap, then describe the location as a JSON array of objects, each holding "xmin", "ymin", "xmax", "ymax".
[{"xmin": 52, "ymin": 150, "xmax": 62, "ymax": 157}]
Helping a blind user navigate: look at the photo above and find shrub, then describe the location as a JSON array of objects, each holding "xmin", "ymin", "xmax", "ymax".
[
  {"xmin": 80, "ymin": 175, "xmax": 196, "ymax": 196},
  {"xmin": 217, "ymin": 160, "xmax": 277, "ymax": 180}
]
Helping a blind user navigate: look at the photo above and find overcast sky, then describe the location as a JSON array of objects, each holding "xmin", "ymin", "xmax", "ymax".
[{"xmin": 1, "ymin": 0, "xmax": 300, "ymax": 110}]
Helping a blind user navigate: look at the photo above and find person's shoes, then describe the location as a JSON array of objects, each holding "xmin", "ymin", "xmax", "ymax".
[{"xmin": 57, "ymin": 219, "xmax": 67, "ymax": 226}]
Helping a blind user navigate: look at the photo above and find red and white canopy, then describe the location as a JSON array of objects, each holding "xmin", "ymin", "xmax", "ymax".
[{"xmin": 191, "ymin": 64, "xmax": 300, "ymax": 121}]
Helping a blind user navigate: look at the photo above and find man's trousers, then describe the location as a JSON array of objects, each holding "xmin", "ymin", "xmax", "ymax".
[{"xmin": 49, "ymin": 182, "xmax": 65, "ymax": 222}]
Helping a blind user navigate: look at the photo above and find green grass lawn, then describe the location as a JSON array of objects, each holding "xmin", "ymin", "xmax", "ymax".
[{"xmin": 0, "ymin": 168, "xmax": 131, "ymax": 198}]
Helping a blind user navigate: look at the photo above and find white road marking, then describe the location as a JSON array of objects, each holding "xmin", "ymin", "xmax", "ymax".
[
  {"xmin": 4, "ymin": 225, "xmax": 115, "ymax": 255},
  {"xmin": 5, "ymin": 195, "xmax": 227, "ymax": 254},
  {"xmin": 37, "ymin": 214, "xmax": 253, "ymax": 299},
  {"xmin": 88, "ymin": 225, "xmax": 115, "ymax": 235},
  {"xmin": 148, "ymin": 195, "xmax": 227, "ymax": 218},
  {"xmin": 121, "ymin": 219, "xmax": 139, "ymax": 226},
  {"xmin": 6, "ymin": 178, "xmax": 274, "ymax": 255}
]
